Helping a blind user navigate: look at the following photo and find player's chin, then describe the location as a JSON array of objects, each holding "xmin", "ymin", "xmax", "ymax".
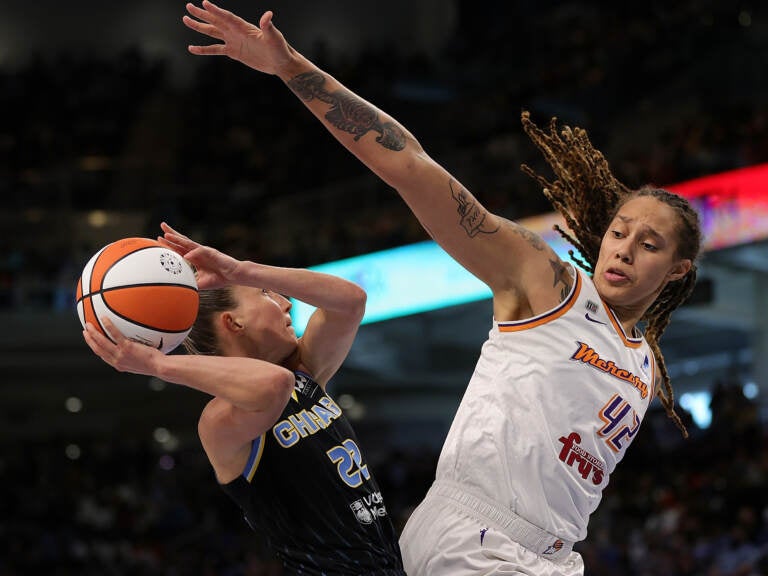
[{"xmin": 595, "ymin": 280, "xmax": 630, "ymax": 306}]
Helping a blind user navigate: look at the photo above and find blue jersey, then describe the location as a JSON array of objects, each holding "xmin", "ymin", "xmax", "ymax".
[{"xmin": 220, "ymin": 371, "xmax": 405, "ymax": 575}]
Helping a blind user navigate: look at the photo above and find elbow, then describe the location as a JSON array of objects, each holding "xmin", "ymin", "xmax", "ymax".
[
  {"xmin": 332, "ymin": 280, "xmax": 366, "ymax": 323},
  {"xmin": 266, "ymin": 367, "xmax": 295, "ymax": 412},
  {"xmin": 349, "ymin": 285, "xmax": 367, "ymax": 322},
  {"xmin": 238, "ymin": 366, "xmax": 294, "ymax": 414},
  {"xmin": 385, "ymin": 148, "xmax": 431, "ymax": 191}
]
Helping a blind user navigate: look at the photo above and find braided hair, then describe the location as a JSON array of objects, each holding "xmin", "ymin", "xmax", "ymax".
[{"xmin": 519, "ymin": 111, "xmax": 702, "ymax": 438}]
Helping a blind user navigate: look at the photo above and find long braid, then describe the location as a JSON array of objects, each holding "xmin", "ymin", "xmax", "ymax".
[
  {"xmin": 519, "ymin": 111, "xmax": 702, "ymax": 438},
  {"xmin": 644, "ymin": 251, "xmax": 699, "ymax": 438},
  {"xmin": 520, "ymin": 110, "xmax": 631, "ymax": 272}
]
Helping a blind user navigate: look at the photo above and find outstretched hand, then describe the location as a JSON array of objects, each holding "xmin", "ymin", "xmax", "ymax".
[
  {"xmin": 183, "ymin": 1, "xmax": 292, "ymax": 74},
  {"xmin": 158, "ymin": 222, "xmax": 241, "ymax": 290}
]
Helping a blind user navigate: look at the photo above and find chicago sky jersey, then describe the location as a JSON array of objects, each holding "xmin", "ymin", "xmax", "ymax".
[
  {"xmin": 221, "ymin": 371, "xmax": 405, "ymax": 575},
  {"xmin": 435, "ymin": 265, "xmax": 656, "ymax": 542}
]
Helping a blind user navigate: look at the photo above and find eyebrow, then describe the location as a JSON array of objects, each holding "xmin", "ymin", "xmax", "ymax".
[{"xmin": 616, "ymin": 215, "xmax": 666, "ymax": 241}]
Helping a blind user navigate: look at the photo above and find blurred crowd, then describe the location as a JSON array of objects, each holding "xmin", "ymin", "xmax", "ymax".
[
  {"xmin": 2, "ymin": 1, "xmax": 768, "ymax": 311},
  {"xmin": 1, "ymin": 378, "xmax": 765, "ymax": 575},
  {"xmin": 2, "ymin": 2, "xmax": 768, "ymax": 574},
  {"xmin": 577, "ymin": 378, "xmax": 767, "ymax": 575}
]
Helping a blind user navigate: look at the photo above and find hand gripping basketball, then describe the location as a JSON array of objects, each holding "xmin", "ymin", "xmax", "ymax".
[
  {"xmin": 158, "ymin": 222, "xmax": 241, "ymax": 290},
  {"xmin": 76, "ymin": 236, "xmax": 199, "ymax": 354}
]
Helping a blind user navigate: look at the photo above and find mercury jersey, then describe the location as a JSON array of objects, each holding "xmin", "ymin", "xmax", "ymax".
[
  {"xmin": 221, "ymin": 371, "xmax": 405, "ymax": 575},
  {"xmin": 431, "ymin": 265, "xmax": 656, "ymax": 543}
]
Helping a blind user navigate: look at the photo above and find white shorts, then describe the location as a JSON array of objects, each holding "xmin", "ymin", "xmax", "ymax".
[{"xmin": 399, "ymin": 481, "xmax": 584, "ymax": 576}]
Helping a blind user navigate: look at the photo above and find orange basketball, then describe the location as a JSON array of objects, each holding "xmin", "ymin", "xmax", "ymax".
[{"xmin": 76, "ymin": 237, "xmax": 199, "ymax": 354}]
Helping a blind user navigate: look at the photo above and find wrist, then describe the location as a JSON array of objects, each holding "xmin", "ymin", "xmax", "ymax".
[
  {"xmin": 154, "ymin": 349, "xmax": 172, "ymax": 374},
  {"xmin": 276, "ymin": 50, "xmax": 311, "ymax": 83},
  {"xmin": 228, "ymin": 259, "xmax": 254, "ymax": 285}
]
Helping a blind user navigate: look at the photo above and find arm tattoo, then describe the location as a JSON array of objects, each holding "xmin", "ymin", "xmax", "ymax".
[
  {"xmin": 501, "ymin": 220, "xmax": 546, "ymax": 251},
  {"xmin": 549, "ymin": 258, "xmax": 573, "ymax": 301},
  {"xmin": 449, "ymin": 179, "xmax": 499, "ymax": 237},
  {"xmin": 287, "ymin": 71, "xmax": 406, "ymax": 151}
]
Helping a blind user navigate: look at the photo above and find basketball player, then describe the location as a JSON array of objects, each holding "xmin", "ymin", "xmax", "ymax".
[
  {"xmin": 82, "ymin": 222, "xmax": 406, "ymax": 575},
  {"xmin": 182, "ymin": 3, "xmax": 703, "ymax": 574}
]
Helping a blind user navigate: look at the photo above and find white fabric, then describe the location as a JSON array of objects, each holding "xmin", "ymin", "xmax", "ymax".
[
  {"xmin": 400, "ymin": 483, "xmax": 584, "ymax": 576},
  {"xmin": 401, "ymin": 266, "xmax": 655, "ymax": 573}
]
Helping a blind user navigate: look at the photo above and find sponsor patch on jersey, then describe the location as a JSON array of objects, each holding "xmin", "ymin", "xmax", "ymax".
[
  {"xmin": 294, "ymin": 372, "xmax": 318, "ymax": 397},
  {"xmin": 350, "ymin": 499, "xmax": 374, "ymax": 524},
  {"xmin": 350, "ymin": 491, "xmax": 388, "ymax": 525},
  {"xmin": 558, "ymin": 432, "xmax": 605, "ymax": 486}
]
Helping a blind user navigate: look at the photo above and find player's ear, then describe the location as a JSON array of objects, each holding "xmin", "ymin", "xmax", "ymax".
[
  {"xmin": 221, "ymin": 312, "xmax": 244, "ymax": 333},
  {"xmin": 667, "ymin": 258, "xmax": 692, "ymax": 282}
]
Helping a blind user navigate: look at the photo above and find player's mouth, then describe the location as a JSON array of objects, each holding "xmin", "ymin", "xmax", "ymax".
[{"xmin": 604, "ymin": 267, "xmax": 630, "ymax": 284}]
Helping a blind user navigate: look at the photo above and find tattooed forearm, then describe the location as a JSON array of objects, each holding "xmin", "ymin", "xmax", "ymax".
[
  {"xmin": 287, "ymin": 71, "xmax": 330, "ymax": 103},
  {"xmin": 286, "ymin": 71, "xmax": 406, "ymax": 151},
  {"xmin": 449, "ymin": 179, "xmax": 500, "ymax": 238},
  {"xmin": 501, "ymin": 220, "xmax": 547, "ymax": 251},
  {"xmin": 549, "ymin": 258, "xmax": 573, "ymax": 301}
]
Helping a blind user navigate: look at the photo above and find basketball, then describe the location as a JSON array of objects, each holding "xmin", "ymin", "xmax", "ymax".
[{"xmin": 76, "ymin": 237, "xmax": 199, "ymax": 354}]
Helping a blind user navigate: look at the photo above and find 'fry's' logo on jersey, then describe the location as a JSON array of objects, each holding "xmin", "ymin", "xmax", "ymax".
[
  {"xmin": 558, "ymin": 432, "xmax": 605, "ymax": 485},
  {"xmin": 570, "ymin": 342, "xmax": 649, "ymax": 399}
]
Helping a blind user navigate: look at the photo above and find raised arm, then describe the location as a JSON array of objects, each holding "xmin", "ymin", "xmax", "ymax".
[
  {"xmin": 182, "ymin": 2, "xmax": 569, "ymax": 320},
  {"xmin": 159, "ymin": 223, "xmax": 365, "ymax": 386}
]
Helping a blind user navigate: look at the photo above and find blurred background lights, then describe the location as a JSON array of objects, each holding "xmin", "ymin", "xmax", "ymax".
[
  {"xmin": 337, "ymin": 394, "xmax": 355, "ymax": 410},
  {"xmin": 738, "ymin": 11, "xmax": 752, "ymax": 27},
  {"xmin": 149, "ymin": 377, "xmax": 167, "ymax": 391},
  {"xmin": 682, "ymin": 360, "xmax": 700, "ymax": 376},
  {"xmin": 743, "ymin": 381, "xmax": 759, "ymax": 400},
  {"xmin": 65, "ymin": 396, "xmax": 83, "ymax": 413},
  {"xmin": 87, "ymin": 209, "xmax": 109, "ymax": 228},
  {"xmin": 158, "ymin": 454, "xmax": 175, "ymax": 471},
  {"xmin": 336, "ymin": 393, "xmax": 366, "ymax": 421},
  {"xmin": 65, "ymin": 444, "xmax": 81, "ymax": 460},
  {"xmin": 153, "ymin": 427, "xmax": 179, "ymax": 450},
  {"xmin": 679, "ymin": 391, "xmax": 713, "ymax": 429},
  {"xmin": 153, "ymin": 427, "xmax": 171, "ymax": 444}
]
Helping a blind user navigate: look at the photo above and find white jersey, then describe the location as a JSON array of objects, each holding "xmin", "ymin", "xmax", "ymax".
[{"xmin": 434, "ymin": 265, "xmax": 656, "ymax": 542}]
